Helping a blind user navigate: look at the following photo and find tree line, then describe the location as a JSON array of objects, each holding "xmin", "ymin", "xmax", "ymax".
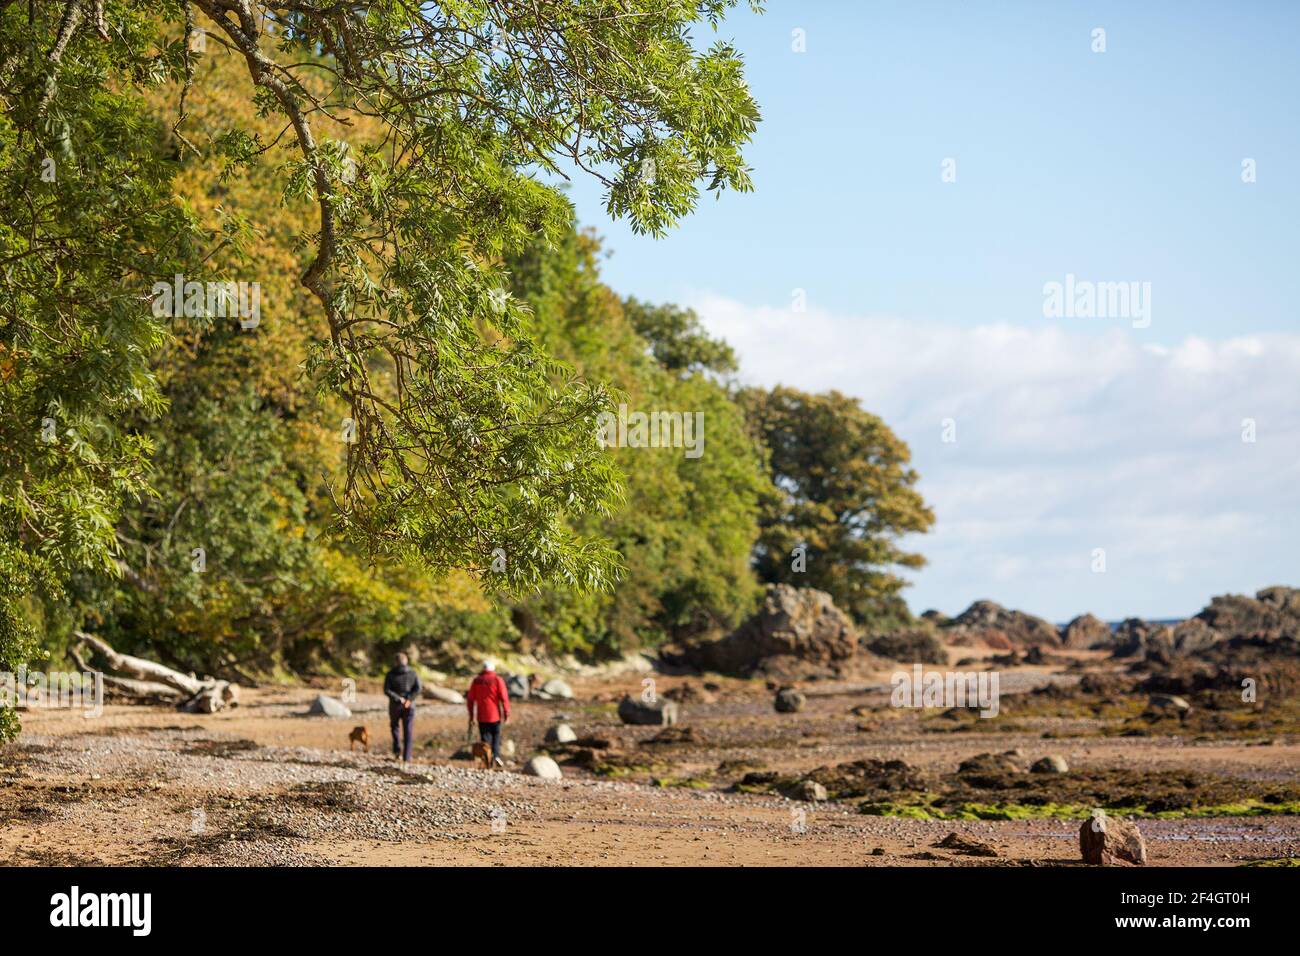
[{"xmin": 0, "ymin": 2, "xmax": 930, "ymax": 739}]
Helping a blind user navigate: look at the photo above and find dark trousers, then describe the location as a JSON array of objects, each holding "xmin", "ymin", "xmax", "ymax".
[
  {"xmin": 390, "ymin": 704, "xmax": 414, "ymax": 761},
  {"xmin": 478, "ymin": 720, "xmax": 501, "ymax": 761}
]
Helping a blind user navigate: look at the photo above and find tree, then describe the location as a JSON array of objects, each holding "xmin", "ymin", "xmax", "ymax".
[
  {"xmin": 1, "ymin": 3, "xmax": 208, "ymax": 738},
  {"xmin": 509, "ymin": 226, "xmax": 766, "ymax": 654},
  {"xmin": 0, "ymin": 0, "xmax": 760, "ymax": 732},
  {"xmin": 740, "ymin": 386, "xmax": 934, "ymax": 627},
  {"xmin": 623, "ymin": 298, "xmax": 737, "ymax": 378}
]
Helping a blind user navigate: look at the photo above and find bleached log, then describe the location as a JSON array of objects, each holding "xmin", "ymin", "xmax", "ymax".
[{"xmin": 73, "ymin": 630, "xmax": 238, "ymax": 712}]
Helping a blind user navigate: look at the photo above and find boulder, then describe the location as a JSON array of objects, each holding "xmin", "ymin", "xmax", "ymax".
[
  {"xmin": 866, "ymin": 628, "xmax": 946, "ymax": 664},
  {"xmin": 956, "ymin": 751, "xmax": 1024, "ymax": 786},
  {"xmin": 1111, "ymin": 618, "xmax": 1173, "ymax": 658},
  {"xmin": 642, "ymin": 726, "xmax": 706, "ymax": 746},
  {"xmin": 791, "ymin": 780, "xmax": 828, "ymax": 802},
  {"xmin": 307, "ymin": 695, "xmax": 352, "ymax": 718},
  {"xmin": 1031, "ymin": 755, "xmax": 1069, "ymax": 774},
  {"xmin": 774, "ymin": 687, "xmax": 806, "ymax": 713},
  {"xmin": 617, "ymin": 694, "xmax": 679, "ymax": 726},
  {"xmin": 1061, "ymin": 613, "xmax": 1112, "ymax": 649},
  {"xmin": 504, "ymin": 674, "xmax": 530, "ymax": 700},
  {"xmin": 688, "ymin": 584, "xmax": 858, "ymax": 678},
  {"xmin": 422, "ymin": 685, "xmax": 465, "ymax": 704},
  {"xmin": 501, "ymin": 739, "xmax": 516, "ymax": 758},
  {"xmin": 1079, "ymin": 811, "xmax": 1146, "ymax": 865},
  {"xmin": 948, "ymin": 600, "xmax": 1060, "ymax": 647},
  {"xmin": 934, "ymin": 832, "xmax": 999, "ymax": 858},
  {"xmin": 522, "ymin": 755, "xmax": 562, "ymax": 780},
  {"xmin": 544, "ymin": 723, "xmax": 577, "ymax": 744},
  {"xmin": 538, "ymin": 678, "xmax": 574, "ymax": 700}
]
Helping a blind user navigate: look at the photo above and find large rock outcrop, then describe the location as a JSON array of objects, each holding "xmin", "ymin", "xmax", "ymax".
[
  {"xmin": 688, "ymin": 584, "xmax": 859, "ymax": 678},
  {"xmin": 1060, "ymin": 613, "xmax": 1111, "ymax": 649},
  {"xmin": 943, "ymin": 600, "xmax": 1060, "ymax": 648},
  {"xmin": 1113, "ymin": 586, "xmax": 1300, "ymax": 662},
  {"xmin": 1193, "ymin": 586, "xmax": 1300, "ymax": 642}
]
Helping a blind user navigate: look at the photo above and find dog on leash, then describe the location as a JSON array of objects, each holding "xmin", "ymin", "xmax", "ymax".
[
  {"xmin": 470, "ymin": 740, "xmax": 492, "ymax": 769},
  {"xmin": 349, "ymin": 726, "xmax": 370, "ymax": 753}
]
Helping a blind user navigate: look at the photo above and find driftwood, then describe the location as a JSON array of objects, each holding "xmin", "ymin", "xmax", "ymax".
[
  {"xmin": 73, "ymin": 631, "xmax": 239, "ymax": 713},
  {"xmin": 68, "ymin": 646, "xmax": 182, "ymax": 703}
]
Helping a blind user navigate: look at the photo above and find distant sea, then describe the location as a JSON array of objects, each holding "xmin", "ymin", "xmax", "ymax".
[{"xmin": 1052, "ymin": 618, "xmax": 1185, "ymax": 631}]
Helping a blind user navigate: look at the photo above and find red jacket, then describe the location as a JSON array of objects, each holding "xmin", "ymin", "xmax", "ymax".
[{"xmin": 466, "ymin": 671, "xmax": 510, "ymax": 723}]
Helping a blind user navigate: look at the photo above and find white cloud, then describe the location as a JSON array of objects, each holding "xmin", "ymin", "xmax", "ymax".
[{"xmin": 691, "ymin": 293, "xmax": 1300, "ymax": 621}]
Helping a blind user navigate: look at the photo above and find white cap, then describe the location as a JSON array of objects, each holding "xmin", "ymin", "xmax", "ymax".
[{"xmin": 482, "ymin": 660, "xmax": 496, "ymax": 672}]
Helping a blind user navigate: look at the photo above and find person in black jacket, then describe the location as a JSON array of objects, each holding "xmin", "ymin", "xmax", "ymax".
[{"xmin": 384, "ymin": 652, "xmax": 422, "ymax": 762}]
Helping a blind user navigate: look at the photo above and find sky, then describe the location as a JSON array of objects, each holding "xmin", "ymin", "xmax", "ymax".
[{"xmin": 560, "ymin": 0, "xmax": 1300, "ymax": 623}]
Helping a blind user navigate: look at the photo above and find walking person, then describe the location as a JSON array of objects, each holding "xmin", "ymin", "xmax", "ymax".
[
  {"xmin": 466, "ymin": 660, "xmax": 510, "ymax": 767},
  {"xmin": 384, "ymin": 652, "xmax": 422, "ymax": 763}
]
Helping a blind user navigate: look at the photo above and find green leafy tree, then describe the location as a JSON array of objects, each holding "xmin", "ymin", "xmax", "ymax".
[
  {"xmin": 740, "ymin": 386, "xmax": 934, "ymax": 627},
  {"xmin": 623, "ymin": 298, "xmax": 737, "ymax": 378},
  {"xmin": 0, "ymin": 3, "xmax": 208, "ymax": 738},
  {"xmin": 509, "ymin": 227, "xmax": 765, "ymax": 654},
  {"xmin": 0, "ymin": 1, "xmax": 761, "ymax": 730}
]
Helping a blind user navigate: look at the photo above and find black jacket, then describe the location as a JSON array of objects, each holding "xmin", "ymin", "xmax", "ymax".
[{"xmin": 384, "ymin": 665, "xmax": 422, "ymax": 710}]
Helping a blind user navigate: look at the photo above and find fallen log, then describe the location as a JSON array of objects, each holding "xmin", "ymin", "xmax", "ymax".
[
  {"xmin": 73, "ymin": 631, "xmax": 239, "ymax": 713},
  {"xmin": 68, "ymin": 646, "xmax": 182, "ymax": 703}
]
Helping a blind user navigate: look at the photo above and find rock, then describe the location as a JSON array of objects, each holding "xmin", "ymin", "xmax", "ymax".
[
  {"xmin": 1146, "ymin": 693, "xmax": 1192, "ymax": 718},
  {"xmin": 504, "ymin": 674, "xmax": 530, "ymax": 700},
  {"xmin": 1031, "ymin": 755, "xmax": 1069, "ymax": 774},
  {"xmin": 800, "ymin": 758, "xmax": 927, "ymax": 798},
  {"xmin": 774, "ymin": 687, "xmax": 806, "ymax": 713},
  {"xmin": 1111, "ymin": 618, "xmax": 1173, "ymax": 658},
  {"xmin": 958, "ymin": 751, "xmax": 1023, "ymax": 775},
  {"xmin": 421, "ymin": 685, "xmax": 465, "ymax": 704},
  {"xmin": 544, "ymin": 723, "xmax": 577, "ymax": 744},
  {"xmin": 792, "ymin": 780, "xmax": 827, "ymax": 802},
  {"xmin": 1079, "ymin": 811, "xmax": 1147, "ymax": 865},
  {"xmin": 522, "ymin": 755, "xmax": 562, "ymax": 780},
  {"xmin": 501, "ymin": 739, "xmax": 516, "ymax": 758},
  {"xmin": 947, "ymin": 600, "xmax": 1060, "ymax": 647},
  {"xmin": 956, "ymin": 751, "xmax": 1023, "ymax": 786},
  {"xmin": 934, "ymin": 832, "xmax": 999, "ymax": 857},
  {"xmin": 617, "ymin": 694, "xmax": 679, "ymax": 726},
  {"xmin": 1061, "ymin": 613, "xmax": 1111, "ymax": 649},
  {"xmin": 306, "ymin": 695, "xmax": 351, "ymax": 718},
  {"xmin": 1195, "ymin": 586, "xmax": 1300, "ymax": 642},
  {"xmin": 642, "ymin": 726, "xmax": 705, "ymax": 745},
  {"xmin": 688, "ymin": 584, "xmax": 859, "ymax": 678},
  {"xmin": 865, "ymin": 628, "xmax": 946, "ymax": 664},
  {"xmin": 664, "ymin": 681, "xmax": 717, "ymax": 704},
  {"xmin": 1169, "ymin": 618, "xmax": 1219, "ymax": 656},
  {"xmin": 538, "ymin": 678, "xmax": 573, "ymax": 700}
]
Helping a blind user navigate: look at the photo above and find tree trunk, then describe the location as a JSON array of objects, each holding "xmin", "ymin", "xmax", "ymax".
[{"xmin": 73, "ymin": 631, "xmax": 239, "ymax": 712}]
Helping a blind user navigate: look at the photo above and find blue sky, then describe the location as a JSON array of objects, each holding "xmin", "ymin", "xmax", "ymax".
[{"xmin": 560, "ymin": 0, "xmax": 1300, "ymax": 622}]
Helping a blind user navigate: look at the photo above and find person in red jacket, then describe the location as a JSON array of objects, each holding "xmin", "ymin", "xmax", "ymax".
[{"xmin": 466, "ymin": 661, "xmax": 510, "ymax": 767}]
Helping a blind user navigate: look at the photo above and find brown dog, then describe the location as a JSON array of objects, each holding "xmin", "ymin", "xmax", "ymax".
[
  {"xmin": 470, "ymin": 740, "xmax": 492, "ymax": 770},
  {"xmin": 349, "ymin": 726, "xmax": 370, "ymax": 753}
]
